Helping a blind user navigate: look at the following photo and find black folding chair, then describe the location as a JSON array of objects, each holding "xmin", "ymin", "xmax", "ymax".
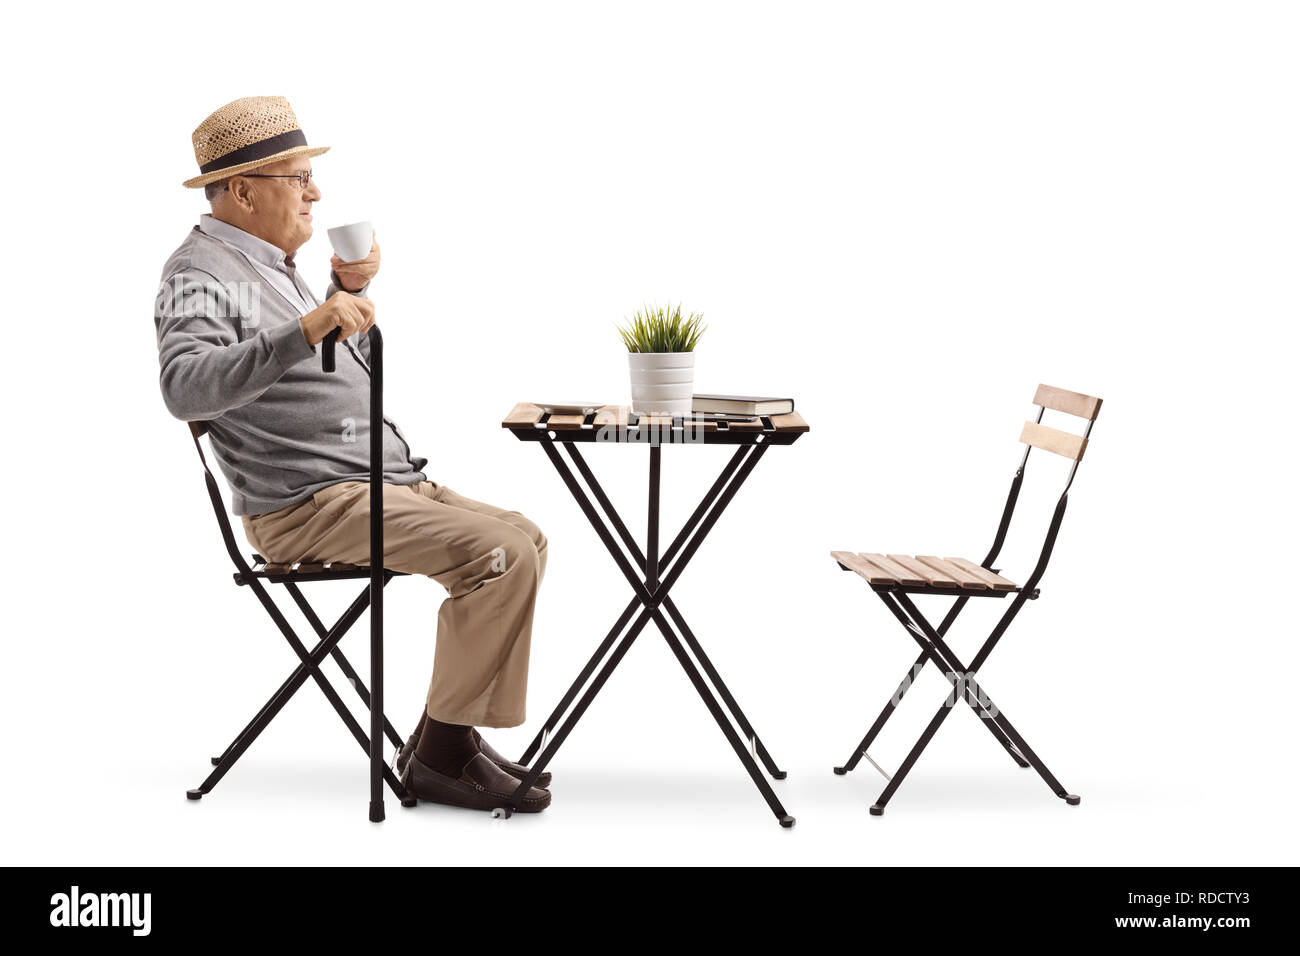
[
  {"xmin": 829, "ymin": 384, "xmax": 1102, "ymax": 815},
  {"xmin": 182, "ymin": 328, "xmax": 414, "ymax": 820}
]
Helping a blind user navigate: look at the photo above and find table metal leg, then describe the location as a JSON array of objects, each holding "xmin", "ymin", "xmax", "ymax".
[
  {"xmin": 507, "ymin": 435, "xmax": 794, "ymax": 824},
  {"xmin": 518, "ymin": 444, "xmax": 753, "ymax": 767},
  {"xmin": 661, "ymin": 596, "xmax": 787, "ymax": 779},
  {"xmin": 517, "ymin": 597, "xmax": 640, "ymax": 766},
  {"xmin": 651, "ymin": 608, "xmax": 794, "ymax": 826},
  {"xmin": 561, "ymin": 441, "xmax": 788, "ymax": 779},
  {"xmin": 510, "ymin": 605, "xmax": 656, "ymax": 795}
]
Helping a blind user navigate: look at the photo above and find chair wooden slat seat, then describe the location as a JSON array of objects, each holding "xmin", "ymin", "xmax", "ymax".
[
  {"xmin": 945, "ymin": 557, "xmax": 1017, "ymax": 590},
  {"xmin": 829, "ymin": 550, "xmax": 1018, "ymax": 594},
  {"xmin": 917, "ymin": 556, "xmax": 988, "ymax": 589},
  {"xmin": 889, "ymin": 554, "xmax": 959, "ymax": 588},
  {"xmin": 859, "ymin": 553, "xmax": 926, "ymax": 587},
  {"xmin": 829, "ymin": 551, "xmax": 894, "ymax": 586},
  {"xmin": 251, "ymin": 558, "xmax": 381, "ymax": 578}
]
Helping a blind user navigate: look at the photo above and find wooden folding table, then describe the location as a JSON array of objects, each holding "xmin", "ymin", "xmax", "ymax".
[{"xmin": 499, "ymin": 403, "xmax": 809, "ymax": 826}]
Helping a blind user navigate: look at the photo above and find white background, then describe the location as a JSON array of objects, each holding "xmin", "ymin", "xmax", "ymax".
[{"xmin": 2, "ymin": 0, "xmax": 1296, "ymax": 866}]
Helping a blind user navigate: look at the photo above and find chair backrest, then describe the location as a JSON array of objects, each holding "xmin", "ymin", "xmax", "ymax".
[
  {"xmin": 187, "ymin": 420, "xmax": 257, "ymax": 575},
  {"xmin": 1018, "ymin": 384, "xmax": 1101, "ymax": 463},
  {"xmin": 981, "ymin": 384, "xmax": 1103, "ymax": 590}
]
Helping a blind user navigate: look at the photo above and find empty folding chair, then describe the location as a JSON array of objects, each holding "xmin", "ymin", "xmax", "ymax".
[
  {"xmin": 829, "ymin": 384, "xmax": 1102, "ymax": 814},
  {"xmin": 181, "ymin": 329, "xmax": 414, "ymax": 819}
]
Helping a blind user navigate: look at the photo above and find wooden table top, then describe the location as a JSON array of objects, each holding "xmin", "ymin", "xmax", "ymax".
[{"xmin": 502, "ymin": 403, "xmax": 809, "ymax": 445}]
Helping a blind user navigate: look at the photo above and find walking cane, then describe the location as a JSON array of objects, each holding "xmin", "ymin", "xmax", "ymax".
[{"xmin": 321, "ymin": 326, "xmax": 387, "ymax": 822}]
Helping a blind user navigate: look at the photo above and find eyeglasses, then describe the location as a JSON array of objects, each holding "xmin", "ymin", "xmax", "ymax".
[{"xmin": 238, "ymin": 170, "xmax": 314, "ymax": 189}]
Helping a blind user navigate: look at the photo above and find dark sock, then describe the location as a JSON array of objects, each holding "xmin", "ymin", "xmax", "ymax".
[
  {"xmin": 414, "ymin": 717, "xmax": 478, "ymax": 777},
  {"xmin": 410, "ymin": 711, "xmax": 428, "ymax": 743}
]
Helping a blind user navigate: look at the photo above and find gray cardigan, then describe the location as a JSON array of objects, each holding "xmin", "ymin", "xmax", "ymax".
[{"xmin": 155, "ymin": 225, "xmax": 428, "ymax": 516}]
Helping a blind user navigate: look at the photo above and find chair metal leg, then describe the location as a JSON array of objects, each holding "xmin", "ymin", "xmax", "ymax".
[
  {"xmin": 883, "ymin": 593, "xmax": 1031, "ymax": 769},
  {"xmin": 283, "ymin": 581, "xmax": 403, "ymax": 750},
  {"xmin": 834, "ymin": 593, "xmax": 971, "ymax": 774},
  {"xmin": 209, "ymin": 643, "xmax": 323, "ymax": 768},
  {"xmin": 834, "ymin": 591, "xmax": 1030, "ymax": 774},
  {"xmin": 192, "ymin": 579, "xmax": 411, "ymax": 804},
  {"xmin": 866, "ymin": 592, "xmax": 1077, "ymax": 814},
  {"xmin": 834, "ymin": 648, "xmax": 929, "ymax": 776},
  {"xmin": 894, "ymin": 593, "xmax": 1077, "ymax": 804},
  {"xmin": 210, "ymin": 577, "xmax": 401, "ymax": 766},
  {"xmin": 190, "ymin": 583, "xmax": 375, "ymax": 798},
  {"xmin": 868, "ymin": 694, "xmax": 956, "ymax": 815}
]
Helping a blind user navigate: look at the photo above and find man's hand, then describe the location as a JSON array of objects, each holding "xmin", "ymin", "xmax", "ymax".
[
  {"xmin": 331, "ymin": 235, "xmax": 380, "ymax": 292},
  {"xmin": 300, "ymin": 291, "xmax": 376, "ymax": 346}
]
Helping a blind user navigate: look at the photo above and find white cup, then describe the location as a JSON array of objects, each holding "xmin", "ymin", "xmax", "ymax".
[{"xmin": 327, "ymin": 221, "xmax": 373, "ymax": 262}]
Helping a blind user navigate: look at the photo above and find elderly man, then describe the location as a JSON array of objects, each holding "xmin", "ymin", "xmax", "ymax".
[{"xmin": 156, "ymin": 96, "xmax": 551, "ymax": 813}]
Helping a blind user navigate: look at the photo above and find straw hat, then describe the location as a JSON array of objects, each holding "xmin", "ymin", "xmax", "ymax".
[{"xmin": 183, "ymin": 96, "xmax": 330, "ymax": 188}]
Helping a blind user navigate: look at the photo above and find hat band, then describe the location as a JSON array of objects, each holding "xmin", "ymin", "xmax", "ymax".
[{"xmin": 199, "ymin": 128, "xmax": 308, "ymax": 174}]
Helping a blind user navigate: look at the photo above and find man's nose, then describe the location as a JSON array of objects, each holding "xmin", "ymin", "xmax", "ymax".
[{"xmin": 306, "ymin": 180, "xmax": 322, "ymax": 201}]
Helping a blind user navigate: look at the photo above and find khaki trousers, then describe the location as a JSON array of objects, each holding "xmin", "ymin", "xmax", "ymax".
[{"xmin": 241, "ymin": 480, "xmax": 547, "ymax": 728}]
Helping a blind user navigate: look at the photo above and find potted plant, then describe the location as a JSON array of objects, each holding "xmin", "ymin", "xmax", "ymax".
[{"xmin": 616, "ymin": 303, "xmax": 706, "ymax": 417}]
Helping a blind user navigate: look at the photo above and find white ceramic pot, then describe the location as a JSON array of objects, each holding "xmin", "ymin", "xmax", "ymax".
[{"xmin": 628, "ymin": 351, "xmax": 696, "ymax": 417}]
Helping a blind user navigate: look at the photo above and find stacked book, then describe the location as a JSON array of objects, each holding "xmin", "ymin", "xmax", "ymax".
[{"xmin": 690, "ymin": 394, "xmax": 794, "ymax": 419}]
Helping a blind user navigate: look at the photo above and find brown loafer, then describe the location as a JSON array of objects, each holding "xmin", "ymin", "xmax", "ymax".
[
  {"xmin": 395, "ymin": 729, "xmax": 552, "ymax": 789},
  {"xmin": 471, "ymin": 729, "xmax": 552, "ymax": 789},
  {"xmin": 401, "ymin": 751, "xmax": 551, "ymax": 813}
]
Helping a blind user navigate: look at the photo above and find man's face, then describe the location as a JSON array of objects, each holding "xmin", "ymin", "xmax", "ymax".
[{"xmin": 231, "ymin": 155, "xmax": 322, "ymax": 255}]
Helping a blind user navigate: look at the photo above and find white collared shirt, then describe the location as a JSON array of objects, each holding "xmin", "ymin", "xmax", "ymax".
[{"xmin": 198, "ymin": 213, "xmax": 315, "ymax": 316}]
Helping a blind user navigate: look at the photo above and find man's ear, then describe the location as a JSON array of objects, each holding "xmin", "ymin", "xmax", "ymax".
[{"xmin": 228, "ymin": 175, "xmax": 256, "ymax": 212}]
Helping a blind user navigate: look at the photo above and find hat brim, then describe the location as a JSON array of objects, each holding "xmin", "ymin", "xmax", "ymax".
[{"xmin": 183, "ymin": 144, "xmax": 331, "ymax": 188}]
